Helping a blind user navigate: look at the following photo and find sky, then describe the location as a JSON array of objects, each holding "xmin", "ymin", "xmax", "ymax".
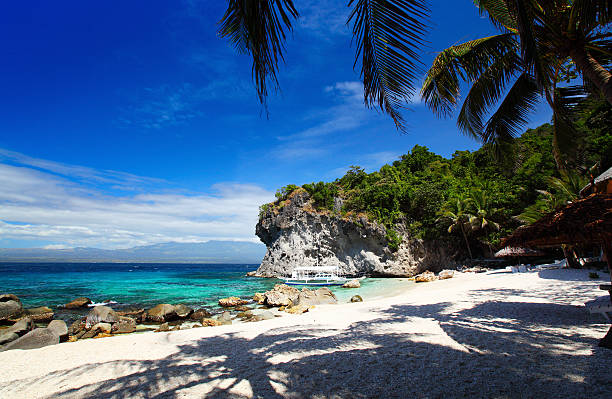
[{"xmin": 0, "ymin": 0, "xmax": 553, "ymax": 249}]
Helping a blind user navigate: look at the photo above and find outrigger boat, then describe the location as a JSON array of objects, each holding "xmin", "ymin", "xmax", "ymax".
[{"xmin": 284, "ymin": 266, "xmax": 347, "ymax": 286}]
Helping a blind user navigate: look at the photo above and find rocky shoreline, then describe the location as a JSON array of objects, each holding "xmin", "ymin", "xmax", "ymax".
[{"xmin": 0, "ymin": 283, "xmax": 350, "ymax": 352}]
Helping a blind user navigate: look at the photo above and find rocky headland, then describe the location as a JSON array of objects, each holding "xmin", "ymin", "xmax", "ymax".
[{"xmin": 255, "ymin": 189, "xmax": 460, "ymax": 278}]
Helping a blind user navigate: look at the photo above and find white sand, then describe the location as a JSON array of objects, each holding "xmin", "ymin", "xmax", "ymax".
[{"xmin": 1, "ymin": 269, "xmax": 611, "ymax": 398}]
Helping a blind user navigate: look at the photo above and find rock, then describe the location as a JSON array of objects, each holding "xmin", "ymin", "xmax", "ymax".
[
  {"xmin": 236, "ymin": 311, "xmax": 253, "ymax": 320},
  {"xmin": 0, "ymin": 332, "xmax": 19, "ymax": 345},
  {"xmin": 192, "ymin": 324, "xmax": 202, "ymax": 328},
  {"xmin": 285, "ymin": 304, "xmax": 309, "ymax": 314},
  {"xmin": 342, "ymin": 279, "xmax": 361, "ymax": 288},
  {"xmin": 234, "ymin": 305, "xmax": 250, "ymax": 312},
  {"xmin": 86, "ymin": 306, "xmax": 119, "ymax": 328},
  {"xmin": 253, "ymin": 292, "xmax": 266, "ymax": 304},
  {"xmin": 155, "ymin": 323, "xmax": 170, "ymax": 332},
  {"xmin": 218, "ymin": 311, "xmax": 232, "ymax": 322},
  {"xmin": 146, "ymin": 304, "xmax": 177, "ymax": 323},
  {"xmin": 172, "ymin": 325, "xmax": 181, "ymax": 331},
  {"xmin": 350, "ymin": 295, "xmax": 363, "ymax": 303},
  {"xmin": 174, "ymin": 304, "xmax": 194, "ymax": 319},
  {"xmin": 201, "ymin": 318, "xmax": 222, "ymax": 327},
  {"xmin": 116, "ymin": 308, "xmax": 144, "ymax": 317},
  {"xmin": 47, "ymin": 320, "xmax": 68, "ymax": 342},
  {"xmin": 64, "ymin": 297, "xmax": 92, "ymax": 309},
  {"xmin": 111, "ymin": 317, "xmax": 136, "ymax": 334},
  {"xmin": 438, "ymin": 270, "xmax": 454, "ymax": 280},
  {"xmin": 191, "ymin": 309, "xmax": 212, "ymax": 320},
  {"xmin": 255, "ymin": 190, "xmax": 459, "ymax": 277},
  {"xmin": 415, "ymin": 271, "xmax": 438, "ymax": 283},
  {"xmin": 2, "ymin": 317, "xmax": 34, "ymax": 336},
  {"xmin": 246, "ymin": 271, "xmax": 257, "ymax": 277},
  {"xmin": 94, "ymin": 332, "xmax": 113, "ymax": 339},
  {"xmin": 218, "ymin": 297, "xmax": 249, "ymax": 307},
  {"xmin": 0, "ymin": 300, "xmax": 23, "ymax": 322},
  {"xmin": 68, "ymin": 319, "xmax": 86, "ymax": 336},
  {"xmin": 0, "ymin": 294, "xmax": 20, "ymax": 302},
  {"xmin": 264, "ymin": 284, "xmax": 300, "ymax": 307},
  {"xmin": 258, "ymin": 311, "xmax": 275, "ymax": 320},
  {"xmin": 1, "ymin": 328, "xmax": 58, "ymax": 351},
  {"xmin": 91, "ymin": 322, "xmax": 112, "ymax": 334},
  {"xmin": 295, "ymin": 287, "xmax": 337, "ymax": 307},
  {"xmin": 24, "ymin": 307, "xmax": 54, "ymax": 322}
]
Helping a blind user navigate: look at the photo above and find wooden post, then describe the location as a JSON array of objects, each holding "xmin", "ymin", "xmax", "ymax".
[{"xmin": 599, "ymin": 237, "xmax": 612, "ymax": 349}]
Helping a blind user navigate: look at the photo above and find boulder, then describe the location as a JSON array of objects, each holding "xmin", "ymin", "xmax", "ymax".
[
  {"xmin": 350, "ymin": 295, "xmax": 363, "ymax": 303},
  {"xmin": 201, "ymin": 318, "xmax": 222, "ymax": 327},
  {"xmin": 415, "ymin": 271, "xmax": 438, "ymax": 283},
  {"xmin": 91, "ymin": 322, "xmax": 112, "ymax": 334},
  {"xmin": 0, "ymin": 300, "xmax": 23, "ymax": 322},
  {"xmin": 246, "ymin": 271, "xmax": 258, "ymax": 277},
  {"xmin": 0, "ymin": 294, "xmax": 20, "ymax": 302},
  {"xmin": 112, "ymin": 317, "xmax": 137, "ymax": 334},
  {"xmin": 1, "ymin": 328, "xmax": 58, "ymax": 351},
  {"xmin": 2, "ymin": 317, "xmax": 34, "ymax": 336},
  {"xmin": 218, "ymin": 297, "xmax": 249, "ymax": 307},
  {"xmin": 438, "ymin": 270, "xmax": 454, "ymax": 280},
  {"xmin": 191, "ymin": 308, "xmax": 212, "ymax": 320},
  {"xmin": 85, "ymin": 306, "xmax": 119, "ymax": 328},
  {"xmin": 264, "ymin": 284, "xmax": 300, "ymax": 307},
  {"xmin": 64, "ymin": 297, "xmax": 92, "ymax": 309},
  {"xmin": 257, "ymin": 311, "xmax": 275, "ymax": 320},
  {"xmin": 236, "ymin": 310, "xmax": 253, "ymax": 320},
  {"xmin": 117, "ymin": 308, "xmax": 144, "ymax": 317},
  {"xmin": 215, "ymin": 311, "xmax": 232, "ymax": 325},
  {"xmin": 295, "ymin": 287, "xmax": 337, "ymax": 307},
  {"xmin": 253, "ymin": 292, "xmax": 266, "ymax": 304},
  {"xmin": 285, "ymin": 304, "xmax": 309, "ymax": 314},
  {"xmin": 94, "ymin": 332, "xmax": 113, "ymax": 339},
  {"xmin": 68, "ymin": 319, "xmax": 86, "ymax": 336},
  {"xmin": 0, "ymin": 332, "xmax": 19, "ymax": 345},
  {"xmin": 146, "ymin": 304, "xmax": 177, "ymax": 323},
  {"xmin": 174, "ymin": 304, "xmax": 194, "ymax": 319},
  {"xmin": 342, "ymin": 279, "xmax": 361, "ymax": 288},
  {"xmin": 155, "ymin": 322, "xmax": 170, "ymax": 332},
  {"xmin": 47, "ymin": 320, "xmax": 68, "ymax": 342},
  {"xmin": 24, "ymin": 307, "xmax": 54, "ymax": 322}
]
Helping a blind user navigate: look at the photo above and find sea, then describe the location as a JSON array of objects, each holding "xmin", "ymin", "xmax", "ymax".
[{"xmin": 0, "ymin": 262, "xmax": 412, "ymax": 324}]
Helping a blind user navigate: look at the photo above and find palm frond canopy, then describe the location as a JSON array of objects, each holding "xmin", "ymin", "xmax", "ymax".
[
  {"xmin": 502, "ymin": 194, "xmax": 612, "ymax": 248},
  {"xmin": 348, "ymin": 0, "xmax": 429, "ymax": 131}
]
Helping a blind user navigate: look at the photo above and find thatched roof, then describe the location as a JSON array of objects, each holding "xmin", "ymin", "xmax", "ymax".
[
  {"xmin": 580, "ymin": 166, "xmax": 612, "ymax": 196},
  {"xmin": 494, "ymin": 247, "xmax": 545, "ymax": 257},
  {"xmin": 502, "ymin": 194, "xmax": 612, "ymax": 248}
]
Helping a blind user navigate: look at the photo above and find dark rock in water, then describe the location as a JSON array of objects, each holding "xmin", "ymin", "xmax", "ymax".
[
  {"xmin": 246, "ymin": 271, "xmax": 257, "ymax": 277},
  {"xmin": 0, "ymin": 300, "xmax": 23, "ymax": 322},
  {"xmin": 191, "ymin": 309, "xmax": 212, "ymax": 320},
  {"xmin": 117, "ymin": 308, "xmax": 144, "ymax": 317},
  {"xmin": 146, "ymin": 304, "xmax": 177, "ymax": 323},
  {"xmin": 0, "ymin": 294, "xmax": 20, "ymax": 303},
  {"xmin": 174, "ymin": 304, "xmax": 193, "ymax": 319},
  {"xmin": 2, "ymin": 328, "xmax": 58, "ymax": 351},
  {"xmin": 296, "ymin": 287, "xmax": 337, "ymax": 307},
  {"xmin": 155, "ymin": 322, "xmax": 170, "ymax": 332},
  {"xmin": 24, "ymin": 307, "xmax": 54, "ymax": 323},
  {"xmin": 86, "ymin": 306, "xmax": 119, "ymax": 328},
  {"xmin": 236, "ymin": 311, "xmax": 253, "ymax": 320},
  {"xmin": 64, "ymin": 297, "xmax": 92, "ymax": 309},
  {"xmin": 47, "ymin": 320, "xmax": 68, "ymax": 342},
  {"xmin": 112, "ymin": 317, "xmax": 136, "ymax": 334},
  {"xmin": 342, "ymin": 279, "xmax": 361, "ymax": 288},
  {"xmin": 264, "ymin": 284, "xmax": 300, "ymax": 307},
  {"xmin": 350, "ymin": 295, "xmax": 363, "ymax": 303},
  {"xmin": 234, "ymin": 305, "xmax": 251, "ymax": 312}
]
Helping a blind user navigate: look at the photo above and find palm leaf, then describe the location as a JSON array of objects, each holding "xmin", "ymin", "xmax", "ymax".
[
  {"xmin": 473, "ymin": 0, "xmax": 518, "ymax": 32},
  {"xmin": 569, "ymin": 0, "xmax": 612, "ymax": 33},
  {"xmin": 421, "ymin": 33, "xmax": 516, "ymax": 117},
  {"xmin": 218, "ymin": 0, "xmax": 299, "ymax": 107},
  {"xmin": 348, "ymin": 0, "xmax": 429, "ymax": 131},
  {"xmin": 482, "ymin": 72, "xmax": 540, "ymax": 143}
]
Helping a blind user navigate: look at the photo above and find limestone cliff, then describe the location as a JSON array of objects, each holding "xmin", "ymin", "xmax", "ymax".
[{"xmin": 255, "ymin": 190, "xmax": 459, "ymax": 277}]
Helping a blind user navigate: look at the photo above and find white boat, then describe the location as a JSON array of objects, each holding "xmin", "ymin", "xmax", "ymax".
[{"xmin": 284, "ymin": 266, "xmax": 347, "ymax": 286}]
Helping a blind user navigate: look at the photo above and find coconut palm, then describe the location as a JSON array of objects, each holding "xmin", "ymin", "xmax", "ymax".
[
  {"xmin": 421, "ymin": 0, "xmax": 611, "ymax": 167},
  {"xmin": 218, "ymin": 0, "xmax": 429, "ymax": 131},
  {"xmin": 438, "ymin": 196, "xmax": 475, "ymax": 259}
]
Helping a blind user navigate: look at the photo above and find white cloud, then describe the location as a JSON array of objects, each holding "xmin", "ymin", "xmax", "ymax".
[{"xmin": 0, "ymin": 150, "xmax": 275, "ymax": 249}]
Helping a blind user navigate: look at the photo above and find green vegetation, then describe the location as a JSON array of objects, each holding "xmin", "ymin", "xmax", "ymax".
[{"xmin": 262, "ymin": 112, "xmax": 609, "ymax": 258}]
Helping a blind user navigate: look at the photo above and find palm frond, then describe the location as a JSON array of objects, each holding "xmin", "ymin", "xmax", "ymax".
[
  {"xmin": 550, "ymin": 85, "xmax": 588, "ymax": 167},
  {"xmin": 457, "ymin": 50, "xmax": 522, "ymax": 138},
  {"xmin": 218, "ymin": 0, "xmax": 299, "ymax": 108},
  {"xmin": 348, "ymin": 0, "xmax": 429, "ymax": 131},
  {"xmin": 482, "ymin": 72, "xmax": 540, "ymax": 143},
  {"xmin": 421, "ymin": 33, "xmax": 516, "ymax": 117},
  {"xmin": 473, "ymin": 0, "xmax": 518, "ymax": 32},
  {"xmin": 569, "ymin": 0, "xmax": 612, "ymax": 33}
]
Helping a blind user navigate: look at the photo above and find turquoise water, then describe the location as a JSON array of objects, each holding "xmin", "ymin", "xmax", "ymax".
[{"xmin": 0, "ymin": 263, "xmax": 412, "ymax": 323}]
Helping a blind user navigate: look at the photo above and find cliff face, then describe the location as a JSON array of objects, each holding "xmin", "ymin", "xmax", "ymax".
[{"xmin": 255, "ymin": 190, "xmax": 459, "ymax": 277}]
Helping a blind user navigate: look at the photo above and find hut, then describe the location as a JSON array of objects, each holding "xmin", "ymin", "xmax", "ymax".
[
  {"xmin": 501, "ymin": 193, "xmax": 612, "ymax": 348},
  {"xmin": 580, "ymin": 166, "xmax": 612, "ymax": 197}
]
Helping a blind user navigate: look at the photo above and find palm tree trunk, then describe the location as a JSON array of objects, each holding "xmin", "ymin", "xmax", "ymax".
[
  {"xmin": 562, "ymin": 244, "xmax": 581, "ymax": 268},
  {"xmin": 460, "ymin": 224, "xmax": 473, "ymax": 260},
  {"xmin": 569, "ymin": 47, "xmax": 612, "ymax": 106}
]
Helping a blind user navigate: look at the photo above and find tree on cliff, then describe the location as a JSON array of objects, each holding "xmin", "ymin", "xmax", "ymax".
[{"xmin": 421, "ymin": 0, "xmax": 611, "ymax": 169}]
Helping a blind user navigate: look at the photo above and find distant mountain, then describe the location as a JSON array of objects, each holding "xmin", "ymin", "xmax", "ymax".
[{"xmin": 0, "ymin": 241, "xmax": 266, "ymax": 263}]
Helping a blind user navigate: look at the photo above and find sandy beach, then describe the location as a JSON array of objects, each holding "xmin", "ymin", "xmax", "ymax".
[{"xmin": 1, "ymin": 268, "xmax": 611, "ymax": 398}]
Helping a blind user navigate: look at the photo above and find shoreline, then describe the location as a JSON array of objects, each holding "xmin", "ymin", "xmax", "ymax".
[{"xmin": 1, "ymin": 268, "xmax": 610, "ymax": 398}]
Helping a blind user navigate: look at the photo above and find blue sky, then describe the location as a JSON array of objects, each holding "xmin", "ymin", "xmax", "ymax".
[{"xmin": 0, "ymin": 0, "xmax": 552, "ymax": 249}]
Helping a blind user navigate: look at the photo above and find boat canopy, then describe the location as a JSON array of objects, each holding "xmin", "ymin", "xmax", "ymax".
[{"xmin": 291, "ymin": 266, "xmax": 340, "ymax": 272}]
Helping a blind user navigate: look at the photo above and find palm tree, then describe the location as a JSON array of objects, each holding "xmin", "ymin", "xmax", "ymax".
[
  {"xmin": 218, "ymin": 0, "xmax": 429, "ymax": 131},
  {"xmin": 421, "ymin": 0, "xmax": 611, "ymax": 168},
  {"xmin": 438, "ymin": 196, "xmax": 475, "ymax": 259}
]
